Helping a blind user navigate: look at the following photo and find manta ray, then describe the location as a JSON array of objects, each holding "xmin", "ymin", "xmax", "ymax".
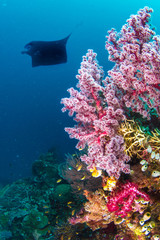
[{"xmin": 21, "ymin": 34, "xmax": 71, "ymax": 67}]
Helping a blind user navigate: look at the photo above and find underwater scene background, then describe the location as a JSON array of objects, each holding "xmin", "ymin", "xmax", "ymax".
[{"xmin": 0, "ymin": 0, "xmax": 160, "ymax": 239}]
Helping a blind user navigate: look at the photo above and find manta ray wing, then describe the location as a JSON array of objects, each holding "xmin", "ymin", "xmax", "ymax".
[{"xmin": 22, "ymin": 34, "xmax": 71, "ymax": 67}]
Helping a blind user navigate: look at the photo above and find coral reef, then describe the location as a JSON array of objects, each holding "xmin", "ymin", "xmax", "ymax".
[
  {"xmin": 61, "ymin": 6, "xmax": 160, "ymax": 240},
  {"xmin": 0, "ymin": 152, "xmax": 83, "ymax": 239},
  {"xmin": 1, "ymin": 6, "xmax": 160, "ymax": 240}
]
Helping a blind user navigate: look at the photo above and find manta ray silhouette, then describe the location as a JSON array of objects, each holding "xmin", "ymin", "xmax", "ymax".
[{"xmin": 21, "ymin": 34, "xmax": 71, "ymax": 67}]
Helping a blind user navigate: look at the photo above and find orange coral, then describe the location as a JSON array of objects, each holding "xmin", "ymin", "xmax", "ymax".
[{"xmin": 69, "ymin": 189, "xmax": 115, "ymax": 230}]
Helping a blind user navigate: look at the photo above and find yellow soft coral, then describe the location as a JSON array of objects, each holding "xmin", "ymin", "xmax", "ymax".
[
  {"xmin": 148, "ymin": 129, "xmax": 160, "ymax": 162},
  {"xmin": 119, "ymin": 120, "xmax": 147, "ymax": 158}
]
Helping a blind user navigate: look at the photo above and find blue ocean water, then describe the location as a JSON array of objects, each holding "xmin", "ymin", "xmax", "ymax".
[{"xmin": 0, "ymin": 0, "xmax": 159, "ymax": 184}]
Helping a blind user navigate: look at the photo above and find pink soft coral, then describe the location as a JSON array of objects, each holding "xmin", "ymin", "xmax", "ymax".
[
  {"xmin": 61, "ymin": 50, "xmax": 130, "ymax": 179},
  {"xmin": 106, "ymin": 7, "xmax": 160, "ymax": 119}
]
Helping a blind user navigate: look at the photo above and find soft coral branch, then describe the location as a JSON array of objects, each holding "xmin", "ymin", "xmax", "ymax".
[
  {"xmin": 61, "ymin": 50, "xmax": 130, "ymax": 178},
  {"xmin": 105, "ymin": 7, "xmax": 160, "ymax": 119}
]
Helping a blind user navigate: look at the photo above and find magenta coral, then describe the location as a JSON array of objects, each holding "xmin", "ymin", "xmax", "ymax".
[
  {"xmin": 106, "ymin": 181, "xmax": 150, "ymax": 217},
  {"xmin": 61, "ymin": 50, "xmax": 130, "ymax": 179},
  {"xmin": 106, "ymin": 7, "xmax": 160, "ymax": 119}
]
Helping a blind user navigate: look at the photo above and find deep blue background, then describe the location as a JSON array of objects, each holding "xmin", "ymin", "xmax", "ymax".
[{"xmin": 0, "ymin": 0, "xmax": 159, "ymax": 183}]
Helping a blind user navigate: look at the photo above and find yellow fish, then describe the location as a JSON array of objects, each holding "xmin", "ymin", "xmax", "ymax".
[
  {"xmin": 81, "ymin": 176, "xmax": 86, "ymax": 180},
  {"xmin": 57, "ymin": 179, "xmax": 62, "ymax": 183},
  {"xmin": 43, "ymin": 205, "xmax": 49, "ymax": 209},
  {"xmin": 72, "ymin": 209, "xmax": 75, "ymax": 216},
  {"xmin": 90, "ymin": 167, "xmax": 102, "ymax": 178},
  {"xmin": 89, "ymin": 167, "xmax": 102, "ymax": 178},
  {"xmin": 77, "ymin": 164, "xmax": 83, "ymax": 171},
  {"xmin": 92, "ymin": 169, "xmax": 102, "ymax": 178}
]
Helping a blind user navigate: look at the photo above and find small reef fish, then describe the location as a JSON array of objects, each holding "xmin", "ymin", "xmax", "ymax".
[
  {"xmin": 43, "ymin": 205, "xmax": 50, "ymax": 209},
  {"xmin": 89, "ymin": 167, "xmax": 102, "ymax": 178},
  {"xmin": 56, "ymin": 179, "xmax": 62, "ymax": 183},
  {"xmin": 77, "ymin": 164, "xmax": 83, "ymax": 171},
  {"xmin": 72, "ymin": 209, "xmax": 75, "ymax": 216},
  {"xmin": 81, "ymin": 176, "xmax": 86, "ymax": 180},
  {"xmin": 77, "ymin": 186, "xmax": 81, "ymax": 191},
  {"xmin": 78, "ymin": 148, "xmax": 83, "ymax": 151}
]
